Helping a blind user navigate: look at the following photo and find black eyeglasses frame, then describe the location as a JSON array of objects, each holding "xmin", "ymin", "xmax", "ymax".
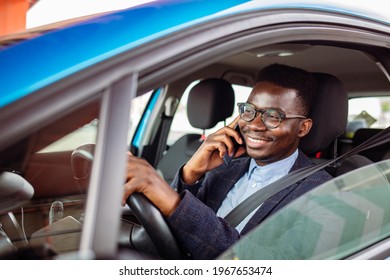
[{"xmin": 237, "ymin": 102, "xmax": 306, "ymax": 129}]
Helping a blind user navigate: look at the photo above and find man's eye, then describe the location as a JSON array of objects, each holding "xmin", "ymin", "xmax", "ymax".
[{"xmin": 266, "ymin": 113, "xmax": 279, "ymax": 120}]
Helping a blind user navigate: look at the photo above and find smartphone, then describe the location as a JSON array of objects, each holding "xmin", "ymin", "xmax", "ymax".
[{"xmin": 223, "ymin": 125, "xmax": 244, "ymax": 165}]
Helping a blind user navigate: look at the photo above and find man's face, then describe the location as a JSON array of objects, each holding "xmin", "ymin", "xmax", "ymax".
[{"xmin": 239, "ymin": 81, "xmax": 311, "ymax": 166}]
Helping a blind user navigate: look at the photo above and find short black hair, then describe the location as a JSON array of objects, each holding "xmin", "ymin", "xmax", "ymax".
[{"xmin": 256, "ymin": 63, "xmax": 316, "ymax": 116}]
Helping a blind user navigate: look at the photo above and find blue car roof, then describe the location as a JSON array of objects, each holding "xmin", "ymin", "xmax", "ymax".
[
  {"xmin": 0, "ymin": 0, "xmax": 388, "ymax": 108},
  {"xmin": 0, "ymin": 0, "xmax": 250, "ymax": 108}
]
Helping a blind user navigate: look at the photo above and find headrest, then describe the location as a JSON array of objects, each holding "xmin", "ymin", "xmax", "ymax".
[
  {"xmin": 0, "ymin": 171, "xmax": 34, "ymax": 213},
  {"xmin": 300, "ymin": 73, "xmax": 348, "ymax": 154},
  {"xmin": 352, "ymin": 128, "xmax": 382, "ymax": 147},
  {"xmin": 71, "ymin": 143, "xmax": 95, "ymax": 190},
  {"xmin": 352, "ymin": 128, "xmax": 386, "ymax": 162},
  {"xmin": 187, "ymin": 78, "xmax": 235, "ymax": 129}
]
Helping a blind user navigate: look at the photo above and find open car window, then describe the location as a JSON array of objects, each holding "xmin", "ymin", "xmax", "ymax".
[
  {"xmin": 167, "ymin": 83, "xmax": 251, "ymax": 146},
  {"xmin": 0, "ymin": 99, "xmax": 100, "ymax": 258},
  {"xmin": 37, "ymin": 92, "xmax": 152, "ymax": 153},
  {"xmin": 219, "ymin": 160, "xmax": 390, "ymax": 260}
]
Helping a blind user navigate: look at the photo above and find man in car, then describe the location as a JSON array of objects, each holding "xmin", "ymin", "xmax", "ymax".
[{"xmin": 123, "ymin": 64, "xmax": 333, "ymax": 259}]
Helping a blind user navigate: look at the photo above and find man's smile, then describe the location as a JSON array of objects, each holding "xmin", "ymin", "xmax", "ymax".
[{"xmin": 245, "ymin": 135, "xmax": 275, "ymax": 148}]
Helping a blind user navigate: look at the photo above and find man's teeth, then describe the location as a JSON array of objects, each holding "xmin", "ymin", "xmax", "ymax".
[{"xmin": 248, "ymin": 137, "xmax": 265, "ymax": 143}]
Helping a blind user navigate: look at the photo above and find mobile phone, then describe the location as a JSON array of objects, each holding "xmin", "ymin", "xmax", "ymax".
[{"xmin": 223, "ymin": 125, "xmax": 244, "ymax": 165}]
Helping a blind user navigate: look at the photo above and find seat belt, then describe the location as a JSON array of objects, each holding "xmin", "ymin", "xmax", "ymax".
[{"xmin": 224, "ymin": 126, "xmax": 390, "ymax": 228}]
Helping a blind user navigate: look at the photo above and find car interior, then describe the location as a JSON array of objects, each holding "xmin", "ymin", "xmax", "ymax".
[
  {"xmin": 155, "ymin": 78, "xmax": 236, "ymax": 184},
  {"xmin": 121, "ymin": 41, "xmax": 390, "ymax": 259},
  {"xmin": 1, "ymin": 34, "xmax": 390, "ymax": 259},
  {"xmin": 142, "ymin": 43, "xmax": 390, "ymax": 178}
]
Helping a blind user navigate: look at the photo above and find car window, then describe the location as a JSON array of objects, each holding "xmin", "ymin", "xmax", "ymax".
[
  {"xmin": 167, "ymin": 82, "xmax": 252, "ymax": 146},
  {"xmin": 346, "ymin": 96, "xmax": 390, "ymax": 138},
  {"xmin": 37, "ymin": 91, "xmax": 152, "ymax": 153},
  {"xmin": 219, "ymin": 160, "xmax": 390, "ymax": 260},
  {"xmin": 0, "ymin": 100, "xmax": 100, "ymax": 258}
]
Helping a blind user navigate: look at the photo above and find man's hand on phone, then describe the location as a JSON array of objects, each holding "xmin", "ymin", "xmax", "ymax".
[{"xmin": 181, "ymin": 115, "xmax": 245, "ymax": 184}]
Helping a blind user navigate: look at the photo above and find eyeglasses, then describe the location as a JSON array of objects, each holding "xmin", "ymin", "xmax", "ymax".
[{"xmin": 237, "ymin": 102, "xmax": 306, "ymax": 129}]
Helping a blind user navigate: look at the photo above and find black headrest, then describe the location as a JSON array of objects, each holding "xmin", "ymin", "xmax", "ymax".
[
  {"xmin": 300, "ymin": 73, "xmax": 348, "ymax": 154},
  {"xmin": 352, "ymin": 128, "xmax": 382, "ymax": 147},
  {"xmin": 187, "ymin": 78, "xmax": 235, "ymax": 129},
  {"xmin": 352, "ymin": 128, "xmax": 387, "ymax": 162}
]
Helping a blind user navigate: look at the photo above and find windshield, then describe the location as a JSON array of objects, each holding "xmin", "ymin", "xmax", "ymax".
[{"xmin": 219, "ymin": 160, "xmax": 390, "ymax": 260}]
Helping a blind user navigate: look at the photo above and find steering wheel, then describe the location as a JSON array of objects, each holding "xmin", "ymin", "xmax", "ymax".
[{"xmin": 71, "ymin": 143, "xmax": 183, "ymax": 259}]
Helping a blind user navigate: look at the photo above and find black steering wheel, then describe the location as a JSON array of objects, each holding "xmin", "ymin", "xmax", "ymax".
[{"xmin": 71, "ymin": 143, "xmax": 183, "ymax": 259}]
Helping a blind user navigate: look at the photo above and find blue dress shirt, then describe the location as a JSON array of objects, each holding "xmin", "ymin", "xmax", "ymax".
[{"xmin": 216, "ymin": 149, "xmax": 299, "ymax": 232}]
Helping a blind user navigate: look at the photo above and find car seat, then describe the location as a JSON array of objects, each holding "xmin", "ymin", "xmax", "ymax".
[
  {"xmin": 334, "ymin": 154, "xmax": 374, "ymax": 176},
  {"xmin": 299, "ymin": 72, "xmax": 348, "ymax": 157},
  {"xmin": 156, "ymin": 78, "xmax": 235, "ymax": 183},
  {"xmin": 352, "ymin": 128, "xmax": 390, "ymax": 162},
  {"xmin": 299, "ymin": 73, "xmax": 373, "ymax": 175}
]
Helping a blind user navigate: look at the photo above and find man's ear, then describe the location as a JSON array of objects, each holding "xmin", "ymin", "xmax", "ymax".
[{"xmin": 298, "ymin": 118, "xmax": 313, "ymax": 137}]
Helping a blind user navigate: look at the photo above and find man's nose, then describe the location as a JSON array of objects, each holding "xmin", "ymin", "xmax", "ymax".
[{"xmin": 246, "ymin": 114, "xmax": 267, "ymax": 130}]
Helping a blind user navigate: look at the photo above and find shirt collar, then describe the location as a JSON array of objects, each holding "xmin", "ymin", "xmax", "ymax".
[{"xmin": 248, "ymin": 149, "xmax": 299, "ymax": 181}]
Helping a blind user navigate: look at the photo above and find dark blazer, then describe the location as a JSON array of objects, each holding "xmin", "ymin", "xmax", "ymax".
[{"xmin": 167, "ymin": 150, "xmax": 332, "ymax": 259}]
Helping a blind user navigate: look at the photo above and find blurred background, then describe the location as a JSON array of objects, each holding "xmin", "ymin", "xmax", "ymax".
[{"xmin": 1, "ymin": 0, "xmax": 155, "ymax": 36}]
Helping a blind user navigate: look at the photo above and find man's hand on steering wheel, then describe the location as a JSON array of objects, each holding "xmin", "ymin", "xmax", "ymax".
[{"xmin": 123, "ymin": 153, "xmax": 181, "ymax": 217}]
